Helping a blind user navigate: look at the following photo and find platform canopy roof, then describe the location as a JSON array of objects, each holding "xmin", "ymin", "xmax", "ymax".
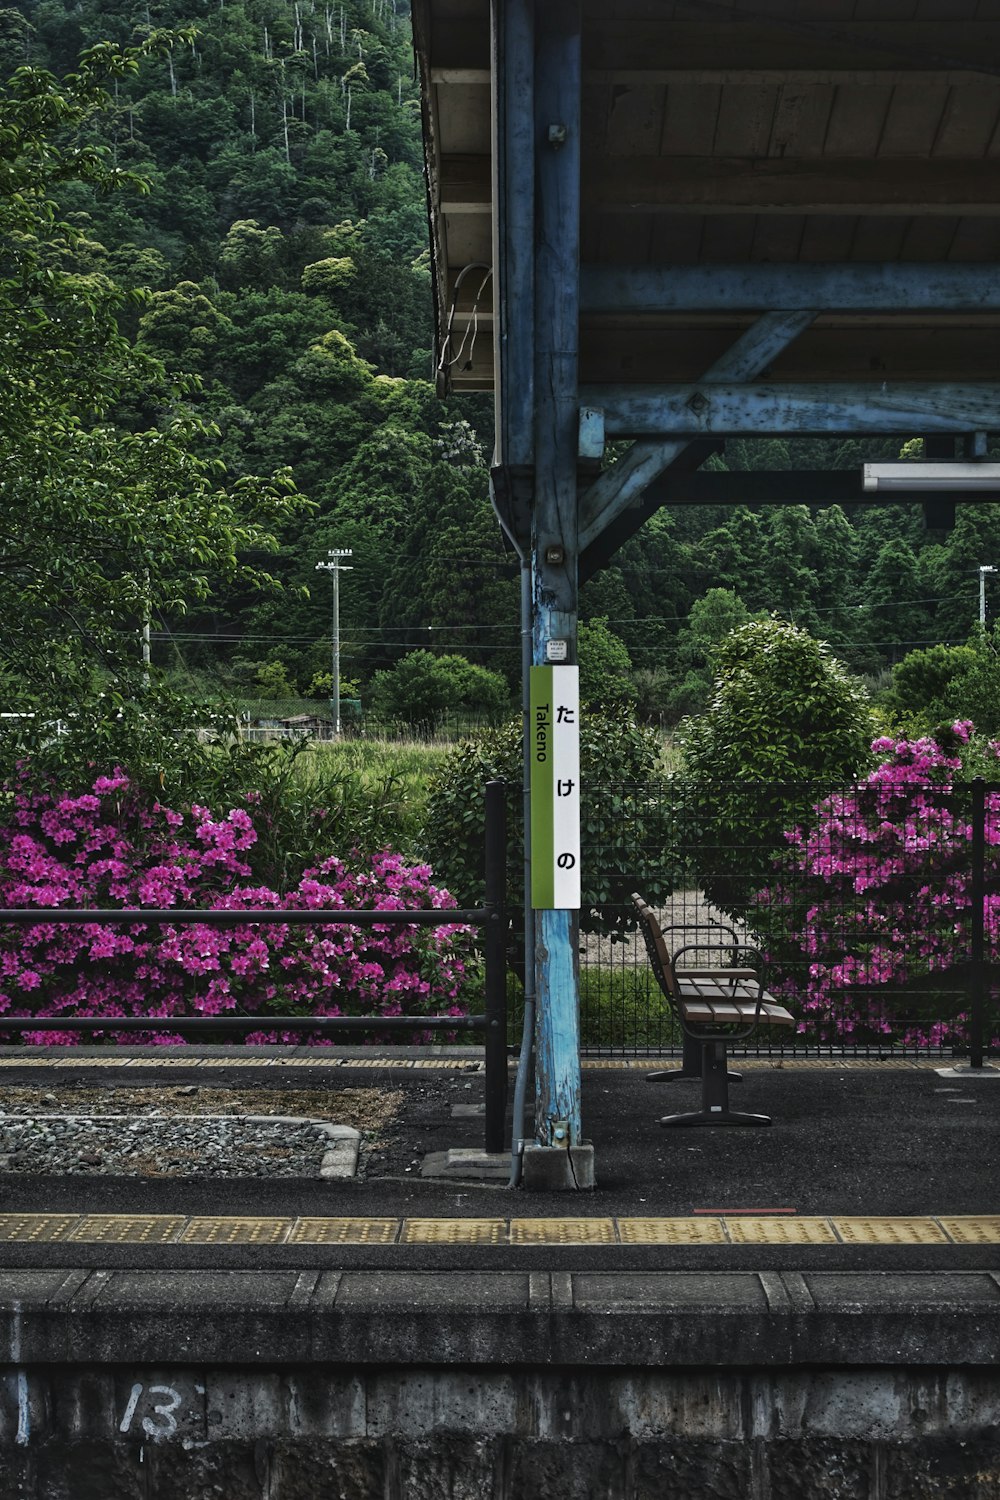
[{"xmin": 414, "ymin": 0, "xmax": 1000, "ymax": 396}]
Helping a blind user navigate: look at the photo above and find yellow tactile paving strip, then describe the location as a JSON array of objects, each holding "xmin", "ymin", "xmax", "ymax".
[{"xmin": 0, "ymin": 1212, "xmax": 996, "ymax": 1246}]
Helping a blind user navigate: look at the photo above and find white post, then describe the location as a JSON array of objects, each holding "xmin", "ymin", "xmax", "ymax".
[
  {"xmin": 316, "ymin": 549, "xmax": 353, "ymax": 736},
  {"xmin": 979, "ymin": 564, "xmax": 996, "ymax": 627}
]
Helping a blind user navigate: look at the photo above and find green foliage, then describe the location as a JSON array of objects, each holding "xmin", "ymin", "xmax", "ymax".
[
  {"xmin": 301, "ymin": 254, "xmax": 357, "ymax": 296},
  {"xmin": 656, "ymin": 587, "xmax": 752, "ymax": 725},
  {"xmin": 578, "ymin": 966, "xmax": 677, "ymax": 1050},
  {"xmin": 882, "ymin": 628, "xmax": 1000, "ymax": 738},
  {"xmin": 218, "ymin": 220, "xmax": 285, "ymax": 290},
  {"xmin": 678, "ymin": 617, "xmax": 878, "ymax": 916},
  {"xmin": 0, "ymin": 688, "xmax": 425, "ymax": 888},
  {"xmin": 0, "ymin": 43, "xmax": 306, "ymax": 703},
  {"xmin": 255, "ymin": 659, "xmax": 298, "ymax": 698},
  {"xmin": 369, "ymin": 651, "xmax": 510, "ymax": 729},
  {"xmin": 15, "ymin": 5, "xmax": 1000, "ymax": 721},
  {"xmin": 423, "ymin": 713, "xmax": 680, "ymax": 960},
  {"xmin": 578, "ymin": 617, "xmax": 635, "ymax": 709},
  {"xmin": 681, "ymin": 617, "xmax": 877, "ymax": 785},
  {"xmin": 137, "ymin": 280, "xmax": 235, "ymax": 369},
  {"xmin": 881, "ymin": 642, "xmax": 980, "ymax": 731}
]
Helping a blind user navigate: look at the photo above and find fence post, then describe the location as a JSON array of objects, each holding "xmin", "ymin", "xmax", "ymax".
[
  {"xmin": 970, "ymin": 777, "xmax": 986, "ymax": 1070},
  {"xmin": 483, "ymin": 779, "xmax": 508, "ymax": 1152}
]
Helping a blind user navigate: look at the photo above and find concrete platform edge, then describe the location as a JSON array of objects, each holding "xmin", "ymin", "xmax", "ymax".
[{"xmin": 1, "ymin": 1268, "xmax": 998, "ymax": 1367}]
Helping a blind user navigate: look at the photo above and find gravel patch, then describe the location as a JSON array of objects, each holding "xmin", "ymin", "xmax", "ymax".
[
  {"xmin": 0, "ymin": 1083, "xmax": 402, "ymax": 1133},
  {"xmin": 0, "ymin": 1114, "xmax": 359, "ymax": 1179}
]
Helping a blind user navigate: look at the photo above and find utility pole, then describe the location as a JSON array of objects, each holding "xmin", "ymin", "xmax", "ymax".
[
  {"xmin": 141, "ymin": 569, "xmax": 151, "ymax": 690},
  {"xmin": 315, "ymin": 549, "xmax": 353, "ymax": 736},
  {"xmin": 979, "ymin": 564, "xmax": 996, "ymax": 628}
]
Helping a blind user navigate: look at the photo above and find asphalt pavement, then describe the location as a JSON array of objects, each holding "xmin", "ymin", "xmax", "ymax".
[{"xmin": 0, "ymin": 1053, "xmax": 995, "ymax": 1273}]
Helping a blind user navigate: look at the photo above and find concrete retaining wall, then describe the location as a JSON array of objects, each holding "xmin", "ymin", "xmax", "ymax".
[
  {"xmin": 2, "ymin": 1269, "xmax": 1000, "ymax": 1498},
  {"xmin": 3, "ymin": 1364, "xmax": 1000, "ymax": 1498}
]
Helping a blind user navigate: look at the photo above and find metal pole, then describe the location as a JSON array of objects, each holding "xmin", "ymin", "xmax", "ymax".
[
  {"xmin": 483, "ymin": 778, "xmax": 508, "ymax": 1153},
  {"xmin": 332, "ymin": 556, "xmax": 341, "ymax": 736},
  {"xmin": 509, "ymin": 556, "xmax": 536, "ymax": 1184},
  {"xmin": 970, "ymin": 776, "xmax": 986, "ymax": 1069},
  {"xmin": 141, "ymin": 569, "xmax": 151, "ymax": 689},
  {"xmin": 531, "ymin": 0, "xmax": 584, "ymax": 1162}
]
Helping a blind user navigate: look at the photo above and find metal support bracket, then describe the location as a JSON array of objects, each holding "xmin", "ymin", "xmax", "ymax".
[
  {"xmin": 577, "ymin": 309, "xmax": 816, "ymax": 553},
  {"xmin": 578, "ymin": 406, "xmax": 605, "ymax": 463}
]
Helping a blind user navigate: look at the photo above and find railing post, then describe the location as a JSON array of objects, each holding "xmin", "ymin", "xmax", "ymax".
[
  {"xmin": 970, "ymin": 776, "xmax": 986, "ymax": 1070},
  {"xmin": 483, "ymin": 779, "xmax": 508, "ymax": 1152}
]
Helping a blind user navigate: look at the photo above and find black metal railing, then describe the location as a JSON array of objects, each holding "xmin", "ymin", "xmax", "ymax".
[
  {"xmin": 0, "ymin": 783, "xmax": 509, "ymax": 1153},
  {"xmin": 579, "ymin": 776, "xmax": 1000, "ymax": 1062}
]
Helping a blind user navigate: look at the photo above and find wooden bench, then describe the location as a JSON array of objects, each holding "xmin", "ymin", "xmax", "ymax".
[{"xmin": 631, "ymin": 893, "xmax": 796, "ymax": 1127}]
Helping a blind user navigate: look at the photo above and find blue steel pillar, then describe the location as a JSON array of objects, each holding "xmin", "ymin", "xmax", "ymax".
[{"xmin": 521, "ymin": 0, "xmax": 592, "ymax": 1189}]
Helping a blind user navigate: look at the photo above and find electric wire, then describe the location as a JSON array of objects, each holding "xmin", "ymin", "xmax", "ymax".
[{"xmin": 436, "ymin": 262, "xmax": 493, "ymax": 375}]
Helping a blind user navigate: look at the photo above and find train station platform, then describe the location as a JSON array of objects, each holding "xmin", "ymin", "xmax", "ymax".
[{"xmin": 0, "ymin": 1050, "xmax": 997, "ymax": 1496}]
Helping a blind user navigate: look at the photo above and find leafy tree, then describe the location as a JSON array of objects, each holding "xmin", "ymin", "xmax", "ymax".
[
  {"xmin": 678, "ymin": 618, "xmax": 878, "ymax": 915},
  {"xmin": 369, "ymin": 651, "xmax": 510, "ymax": 728},
  {"xmin": 660, "ymin": 587, "xmax": 751, "ymax": 723},
  {"xmin": 880, "ymin": 642, "xmax": 980, "ymax": 732},
  {"xmin": 577, "ymin": 617, "xmax": 635, "ymax": 710},
  {"xmin": 376, "ymin": 459, "xmax": 518, "ymax": 680},
  {"xmin": 0, "ymin": 41, "xmax": 304, "ymax": 701},
  {"xmin": 136, "ymin": 280, "xmax": 234, "ymax": 371},
  {"xmin": 682, "ymin": 618, "xmax": 876, "ymax": 786},
  {"xmin": 254, "ymin": 659, "xmax": 298, "ymax": 699},
  {"xmin": 812, "ymin": 505, "xmax": 862, "ymax": 645},
  {"xmin": 217, "ymin": 219, "xmax": 285, "ymax": 290},
  {"xmin": 883, "ymin": 627, "xmax": 1000, "ymax": 738},
  {"xmin": 864, "ymin": 538, "xmax": 930, "ymax": 661}
]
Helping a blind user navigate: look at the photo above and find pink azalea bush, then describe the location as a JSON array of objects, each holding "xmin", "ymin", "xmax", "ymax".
[
  {"xmin": 748, "ymin": 721, "xmax": 1000, "ymax": 1048},
  {"xmin": 0, "ymin": 769, "xmax": 476, "ymax": 1045}
]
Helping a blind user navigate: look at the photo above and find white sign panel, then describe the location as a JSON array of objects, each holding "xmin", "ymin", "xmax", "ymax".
[{"xmin": 530, "ymin": 665, "xmax": 581, "ymax": 909}]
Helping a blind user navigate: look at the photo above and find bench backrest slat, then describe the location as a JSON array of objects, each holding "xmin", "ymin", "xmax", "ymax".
[{"xmin": 631, "ymin": 892, "xmax": 679, "ymax": 1005}]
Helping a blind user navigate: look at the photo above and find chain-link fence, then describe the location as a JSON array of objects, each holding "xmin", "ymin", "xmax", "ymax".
[{"xmin": 576, "ymin": 777, "xmax": 1000, "ymax": 1059}]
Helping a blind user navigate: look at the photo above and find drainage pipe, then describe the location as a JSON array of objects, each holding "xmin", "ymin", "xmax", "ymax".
[{"xmin": 509, "ymin": 556, "xmax": 536, "ymax": 1186}]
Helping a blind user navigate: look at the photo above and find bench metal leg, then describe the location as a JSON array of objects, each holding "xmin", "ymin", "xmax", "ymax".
[
  {"xmin": 646, "ymin": 1033, "xmax": 742, "ymax": 1084},
  {"xmin": 658, "ymin": 1042, "xmax": 770, "ymax": 1128}
]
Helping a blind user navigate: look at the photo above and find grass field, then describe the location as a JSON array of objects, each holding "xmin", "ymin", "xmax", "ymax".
[{"xmin": 289, "ymin": 737, "xmax": 452, "ymax": 851}]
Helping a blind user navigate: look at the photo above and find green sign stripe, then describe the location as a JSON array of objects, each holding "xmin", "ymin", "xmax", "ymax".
[{"xmin": 530, "ymin": 667, "xmax": 554, "ymax": 909}]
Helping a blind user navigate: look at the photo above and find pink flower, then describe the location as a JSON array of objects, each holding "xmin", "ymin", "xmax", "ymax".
[{"xmin": 0, "ymin": 771, "xmax": 475, "ymax": 1048}]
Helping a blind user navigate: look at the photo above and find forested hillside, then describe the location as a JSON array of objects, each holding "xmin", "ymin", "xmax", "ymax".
[{"xmin": 6, "ymin": 0, "xmax": 1000, "ymax": 725}]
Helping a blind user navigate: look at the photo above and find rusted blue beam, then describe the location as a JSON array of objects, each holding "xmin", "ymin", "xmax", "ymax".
[
  {"xmin": 491, "ymin": 0, "xmax": 534, "ymax": 485},
  {"xmin": 581, "ymin": 263, "xmax": 1000, "ymax": 314},
  {"xmin": 578, "ymin": 310, "xmax": 815, "ymax": 551},
  {"xmin": 586, "ymin": 381, "xmax": 1000, "ymax": 438}
]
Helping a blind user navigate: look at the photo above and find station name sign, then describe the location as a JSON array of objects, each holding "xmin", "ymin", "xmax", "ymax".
[{"xmin": 529, "ymin": 665, "xmax": 581, "ymax": 910}]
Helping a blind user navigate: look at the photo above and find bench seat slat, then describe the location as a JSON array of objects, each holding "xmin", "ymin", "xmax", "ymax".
[
  {"xmin": 680, "ymin": 968, "xmax": 757, "ymax": 981},
  {"xmin": 680, "ymin": 998, "xmax": 796, "ymax": 1027},
  {"xmin": 679, "ymin": 978, "xmax": 758, "ymax": 1000}
]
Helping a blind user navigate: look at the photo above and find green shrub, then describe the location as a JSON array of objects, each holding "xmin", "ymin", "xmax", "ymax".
[
  {"xmin": 677, "ymin": 618, "xmax": 878, "ymax": 916},
  {"xmin": 423, "ymin": 712, "xmax": 681, "ymax": 965},
  {"xmin": 369, "ymin": 650, "xmax": 510, "ymax": 729},
  {"xmin": 578, "ymin": 617, "xmax": 636, "ymax": 710},
  {"xmin": 881, "ymin": 629, "xmax": 1000, "ymax": 738},
  {"xmin": 0, "ymin": 688, "xmax": 421, "ymax": 889}
]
